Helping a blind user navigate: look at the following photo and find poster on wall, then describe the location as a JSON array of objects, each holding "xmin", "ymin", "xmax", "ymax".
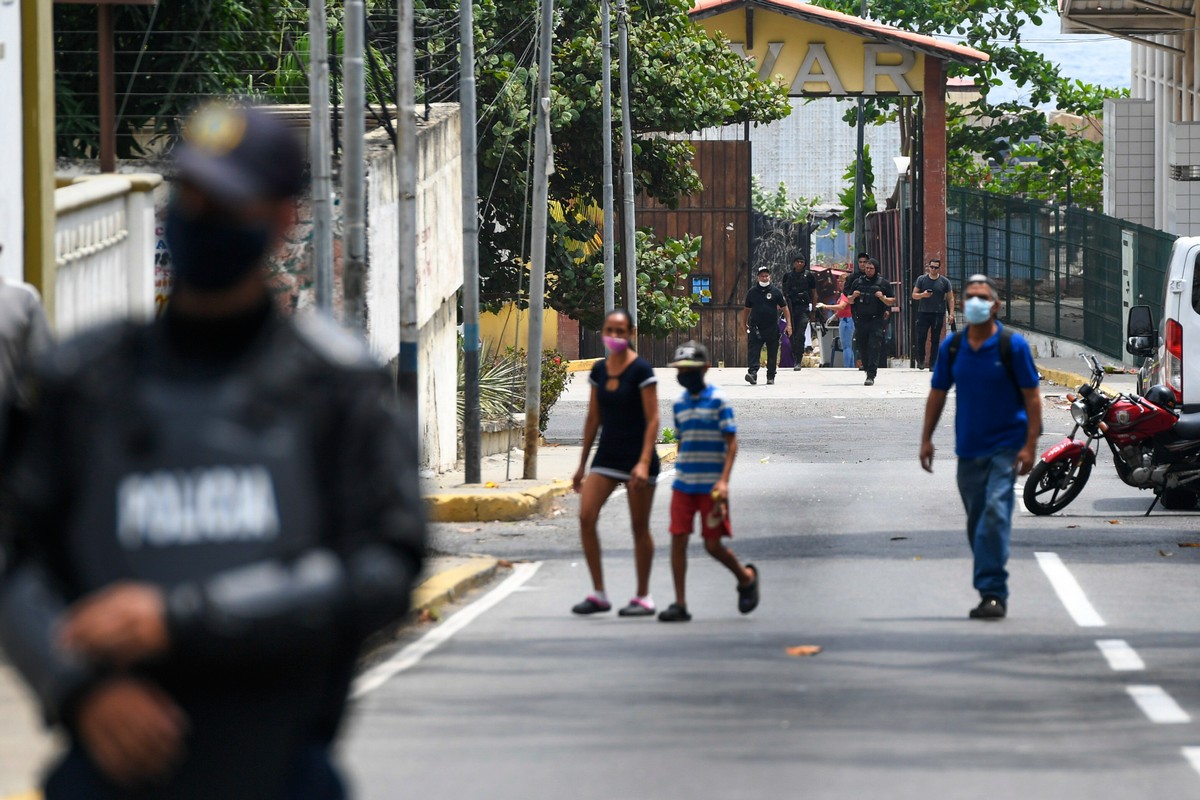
[{"xmin": 154, "ymin": 226, "xmax": 172, "ymax": 313}]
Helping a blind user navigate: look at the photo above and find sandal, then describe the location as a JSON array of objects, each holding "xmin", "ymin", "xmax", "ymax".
[
  {"xmin": 657, "ymin": 603, "xmax": 692, "ymax": 622},
  {"xmin": 618, "ymin": 598, "xmax": 656, "ymax": 617},
  {"xmin": 572, "ymin": 595, "xmax": 612, "ymax": 615},
  {"xmin": 737, "ymin": 564, "xmax": 760, "ymax": 614}
]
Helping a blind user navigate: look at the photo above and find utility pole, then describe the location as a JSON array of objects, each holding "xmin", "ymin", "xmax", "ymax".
[
  {"xmin": 309, "ymin": 0, "xmax": 334, "ymax": 313},
  {"xmin": 398, "ymin": 0, "xmax": 419, "ymax": 404},
  {"xmin": 461, "ymin": 0, "xmax": 482, "ymax": 484},
  {"xmin": 852, "ymin": 0, "xmax": 867, "ymax": 252},
  {"xmin": 343, "ymin": 0, "xmax": 366, "ymax": 330},
  {"xmin": 617, "ymin": 0, "xmax": 637, "ymax": 335},
  {"xmin": 523, "ymin": 0, "xmax": 555, "ymax": 480},
  {"xmin": 601, "ymin": 0, "xmax": 615, "ymax": 313}
]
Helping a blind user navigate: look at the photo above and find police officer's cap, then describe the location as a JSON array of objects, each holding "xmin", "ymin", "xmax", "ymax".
[
  {"xmin": 172, "ymin": 102, "xmax": 306, "ymax": 207},
  {"xmin": 668, "ymin": 340, "xmax": 710, "ymax": 369}
]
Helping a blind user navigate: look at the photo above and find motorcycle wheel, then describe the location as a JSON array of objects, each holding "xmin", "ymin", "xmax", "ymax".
[
  {"xmin": 1160, "ymin": 488, "xmax": 1198, "ymax": 510},
  {"xmin": 1024, "ymin": 457, "xmax": 1093, "ymax": 515}
]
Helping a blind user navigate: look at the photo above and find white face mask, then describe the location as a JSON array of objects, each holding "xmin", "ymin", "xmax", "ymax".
[
  {"xmin": 758, "ymin": 279, "xmax": 771, "ymax": 287},
  {"xmin": 963, "ymin": 296, "xmax": 994, "ymax": 325}
]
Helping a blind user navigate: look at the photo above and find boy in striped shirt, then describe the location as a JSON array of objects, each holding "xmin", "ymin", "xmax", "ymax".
[{"xmin": 659, "ymin": 341, "xmax": 760, "ymax": 623}]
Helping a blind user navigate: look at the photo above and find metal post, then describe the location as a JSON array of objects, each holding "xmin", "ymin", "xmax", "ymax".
[
  {"xmin": 461, "ymin": 0, "xmax": 482, "ymax": 484},
  {"xmin": 398, "ymin": 0, "xmax": 419, "ymax": 404},
  {"xmin": 309, "ymin": 0, "xmax": 334, "ymax": 313},
  {"xmin": 601, "ymin": 0, "xmax": 615, "ymax": 313},
  {"xmin": 98, "ymin": 5, "xmax": 116, "ymax": 173},
  {"xmin": 617, "ymin": 0, "xmax": 637, "ymax": 334},
  {"xmin": 524, "ymin": 0, "xmax": 555, "ymax": 479},
  {"xmin": 343, "ymin": 0, "xmax": 367, "ymax": 330},
  {"xmin": 852, "ymin": 0, "xmax": 867, "ymax": 249}
]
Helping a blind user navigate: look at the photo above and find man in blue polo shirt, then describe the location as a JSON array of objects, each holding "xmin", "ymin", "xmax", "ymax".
[{"xmin": 919, "ymin": 274, "xmax": 1041, "ymax": 620}]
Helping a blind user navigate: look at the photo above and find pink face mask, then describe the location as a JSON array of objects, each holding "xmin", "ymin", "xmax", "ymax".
[{"xmin": 602, "ymin": 335, "xmax": 629, "ymax": 353}]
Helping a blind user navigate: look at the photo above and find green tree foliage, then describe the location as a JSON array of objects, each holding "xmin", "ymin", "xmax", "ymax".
[
  {"xmin": 473, "ymin": 0, "xmax": 790, "ymax": 336},
  {"xmin": 837, "ymin": 144, "xmax": 876, "ymax": 233},
  {"xmin": 751, "ymin": 177, "xmax": 817, "ymax": 224},
  {"xmin": 811, "ymin": 0, "xmax": 1125, "ymax": 204}
]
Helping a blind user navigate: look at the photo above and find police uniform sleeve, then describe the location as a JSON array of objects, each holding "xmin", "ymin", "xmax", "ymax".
[
  {"xmin": 164, "ymin": 368, "xmax": 426, "ymax": 664},
  {"xmin": 0, "ymin": 375, "xmax": 100, "ymax": 726}
]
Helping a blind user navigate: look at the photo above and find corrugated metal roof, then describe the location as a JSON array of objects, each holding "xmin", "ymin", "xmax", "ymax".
[
  {"xmin": 1060, "ymin": 0, "xmax": 1196, "ymax": 35},
  {"xmin": 690, "ymin": 0, "xmax": 990, "ymax": 64}
]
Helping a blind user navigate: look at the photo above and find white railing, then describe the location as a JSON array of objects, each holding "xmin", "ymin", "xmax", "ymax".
[{"xmin": 53, "ymin": 174, "xmax": 161, "ymax": 339}]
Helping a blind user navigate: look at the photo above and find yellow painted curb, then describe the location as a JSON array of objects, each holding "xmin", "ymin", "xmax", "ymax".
[
  {"xmin": 566, "ymin": 358, "xmax": 602, "ymax": 373},
  {"xmin": 411, "ymin": 558, "xmax": 499, "ymax": 611},
  {"xmin": 425, "ymin": 480, "xmax": 573, "ymax": 522},
  {"xmin": 2, "ymin": 792, "xmax": 41, "ymax": 800},
  {"xmin": 1038, "ymin": 365, "xmax": 1119, "ymax": 398},
  {"xmin": 657, "ymin": 443, "xmax": 678, "ymax": 464}
]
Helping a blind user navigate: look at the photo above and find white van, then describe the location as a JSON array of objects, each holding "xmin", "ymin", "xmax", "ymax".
[{"xmin": 1128, "ymin": 236, "xmax": 1200, "ymax": 410}]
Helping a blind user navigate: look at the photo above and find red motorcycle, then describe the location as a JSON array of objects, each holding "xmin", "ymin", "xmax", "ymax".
[{"xmin": 1024, "ymin": 354, "xmax": 1200, "ymax": 515}]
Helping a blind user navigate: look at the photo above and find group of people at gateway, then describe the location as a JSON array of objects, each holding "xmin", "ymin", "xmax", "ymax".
[
  {"xmin": 743, "ymin": 253, "xmax": 957, "ymax": 387},
  {"xmin": 573, "ymin": 269, "xmax": 1040, "ymax": 624}
]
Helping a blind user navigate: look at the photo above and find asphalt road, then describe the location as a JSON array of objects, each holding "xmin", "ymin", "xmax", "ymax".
[{"xmin": 343, "ymin": 366, "xmax": 1200, "ymax": 799}]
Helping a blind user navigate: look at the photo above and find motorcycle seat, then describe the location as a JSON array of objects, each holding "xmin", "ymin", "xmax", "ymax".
[{"xmin": 1173, "ymin": 413, "xmax": 1200, "ymax": 440}]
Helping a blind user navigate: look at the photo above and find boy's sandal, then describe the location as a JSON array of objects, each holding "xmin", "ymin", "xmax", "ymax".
[
  {"xmin": 572, "ymin": 595, "xmax": 612, "ymax": 615},
  {"xmin": 657, "ymin": 603, "xmax": 692, "ymax": 622},
  {"xmin": 618, "ymin": 598, "xmax": 656, "ymax": 617},
  {"xmin": 737, "ymin": 564, "xmax": 760, "ymax": 614}
]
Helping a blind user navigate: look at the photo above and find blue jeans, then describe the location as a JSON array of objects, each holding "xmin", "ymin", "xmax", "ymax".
[
  {"xmin": 839, "ymin": 317, "xmax": 855, "ymax": 367},
  {"xmin": 956, "ymin": 448, "xmax": 1018, "ymax": 601}
]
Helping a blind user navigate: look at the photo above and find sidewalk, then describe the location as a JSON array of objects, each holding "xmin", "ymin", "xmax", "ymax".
[
  {"xmin": 424, "ymin": 442, "xmax": 677, "ymax": 523},
  {"xmin": 1036, "ymin": 355, "xmax": 1139, "ymax": 397},
  {"xmin": 0, "ymin": 554, "xmax": 502, "ymax": 800}
]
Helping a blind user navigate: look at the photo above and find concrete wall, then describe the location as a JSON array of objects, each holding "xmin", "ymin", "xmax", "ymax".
[
  {"xmin": 364, "ymin": 104, "xmax": 463, "ymax": 473},
  {"xmin": 1, "ymin": 0, "xmax": 23, "ymax": 282},
  {"xmin": 1169, "ymin": 122, "xmax": 1200, "ymax": 233},
  {"xmin": 1103, "ymin": 99, "xmax": 1156, "ymax": 228}
]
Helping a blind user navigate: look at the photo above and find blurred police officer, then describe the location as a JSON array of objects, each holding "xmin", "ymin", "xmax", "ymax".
[
  {"xmin": 781, "ymin": 254, "xmax": 816, "ymax": 371},
  {"xmin": 0, "ymin": 102, "xmax": 425, "ymax": 800},
  {"xmin": 848, "ymin": 257, "xmax": 894, "ymax": 386},
  {"xmin": 743, "ymin": 266, "xmax": 792, "ymax": 386}
]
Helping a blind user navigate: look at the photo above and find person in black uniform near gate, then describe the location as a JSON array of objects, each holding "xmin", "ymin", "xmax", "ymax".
[
  {"xmin": 743, "ymin": 266, "xmax": 792, "ymax": 386},
  {"xmin": 0, "ymin": 103, "xmax": 426, "ymax": 800},
  {"xmin": 781, "ymin": 255, "xmax": 816, "ymax": 371},
  {"xmin": 849, "ymin": 257, "xmax": 895, "ymax": 386},
  {"xmin": 911, "ymin": 258, "xmax": 955, "ymax": 370}
]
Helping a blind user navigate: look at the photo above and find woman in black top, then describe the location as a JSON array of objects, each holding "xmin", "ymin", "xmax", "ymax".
[{"xmin": 571, "ymin": 309, "xmax": 660, "ymax": 617}]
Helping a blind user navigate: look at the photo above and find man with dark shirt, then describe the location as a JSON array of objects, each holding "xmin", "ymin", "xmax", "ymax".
[
  {"xmin": 911, "ymin": 258, "xmax": 955, "ymax": 370},
  {"xmin": 781, "ymin": 255, "xmax": 817, "ymax": 371},
  {"xmin": 743, "ymin": 266, "xmax": 792, "ymax": 386},
  {"xmin": 0, "ymin": 102, "xmax": 426, "ymax": 799},
  {"xmin": 848, "ymin": 257, "xmax": 894, "ymax": 386}
]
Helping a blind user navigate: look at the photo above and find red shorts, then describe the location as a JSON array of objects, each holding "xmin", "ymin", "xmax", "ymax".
[{"xmin": 669, "ymin": 489, "xmax": 733, "ymax": 540}]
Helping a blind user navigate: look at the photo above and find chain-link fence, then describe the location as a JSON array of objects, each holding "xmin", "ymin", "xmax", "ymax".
[{"xmin": 947, "ymin": 187, "xmax": 1177, "ymax": 359}]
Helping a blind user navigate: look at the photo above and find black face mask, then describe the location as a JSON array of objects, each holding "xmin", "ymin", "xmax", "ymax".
[
  {"xmin": 677, "ymin": 371, "xmax": 706, "ymax": 394},
  {"xmin": 164, "ymin": 203, "xmax": 274, "ymax": 292}
]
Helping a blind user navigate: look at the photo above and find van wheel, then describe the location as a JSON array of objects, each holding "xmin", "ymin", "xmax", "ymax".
[{"xmin": 1160, "ymin": 488, "xmax": 1198, "ymax": 510}]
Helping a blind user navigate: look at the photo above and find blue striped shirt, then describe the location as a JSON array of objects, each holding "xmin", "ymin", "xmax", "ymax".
[{"xmin": 672, "ymin": 384, "xmax": 736, "ymax": 494}]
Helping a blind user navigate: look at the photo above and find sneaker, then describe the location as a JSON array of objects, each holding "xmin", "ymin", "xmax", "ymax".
[
  {"xmin": 969, "ymin": 596, "xmax": 1006, "ymax": 620},
  {"xmin": 864, "ymin": 377, "xmax": 874, "ymax": 386},
  {"xmin": 766, "ymin": 378, "xmax": 775, "ymax": 385},
  {"xmin": 658, "ymin": 603, "xmax": 692, "ymax": 622},
  {"xmin": 916, "ymin": 362, "xmax": 926, "ymax": 371},
  {"xmin": 793, "ymin": 365, "xmax": 802, "ymax": 371},
  {"xmin": 572, "ymin": 595, "xmax": 612, "ymax": 615},
  {"xmin": 744, "ymin": 372, "xmax": 757, "ymax": 386},
  {"xmin": 737, "ymin": 564, "xmax": 760, "ymax": 614},
  {"xmin": 618, "ymin": 597, "xmax": 656, "ymax": 617}
]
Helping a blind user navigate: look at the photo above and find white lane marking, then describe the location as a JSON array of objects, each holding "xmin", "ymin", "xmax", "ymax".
[
  {"xmin": 1181, "ymin": 747, "xmax": 1200, "ymax": 777},
  {"xmin": 1127, "ymin": 685, "xmax": 1191, "ymax": 724},
  {"xmin": 1035, "ymin": 552, "xmax": 1106, "ymax": 627},
  {"xmin": 351, "ymin": 561, "xmax": 543, "ymax": 698},
  {"xmin": 1096, "ymin": 639, "xmax": 1146, "ymax": 671}
]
